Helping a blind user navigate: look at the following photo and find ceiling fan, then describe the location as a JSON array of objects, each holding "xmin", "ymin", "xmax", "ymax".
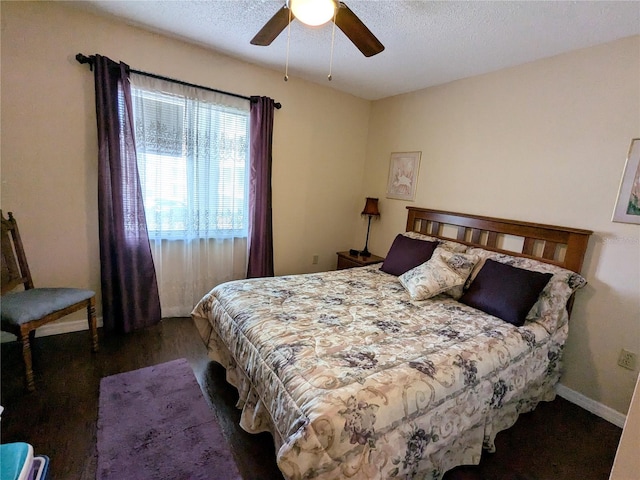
[{"xmin": 251, "ymin": 0, "xmax": 385, "ymax": 58}]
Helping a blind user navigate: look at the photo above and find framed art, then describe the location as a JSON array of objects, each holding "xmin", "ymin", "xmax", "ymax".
[
  {"xmin": 612, "ymin": 138, "xmax": 640, "ymax": 224},
  {"xmin": 386, "ymin": 151, "xmax": 421, "ymax": 201}
]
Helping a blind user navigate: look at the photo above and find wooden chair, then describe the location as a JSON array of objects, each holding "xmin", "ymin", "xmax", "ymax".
[{"xmin": 1, "ymin": 210, "xmax": 98, "ymax": 391}]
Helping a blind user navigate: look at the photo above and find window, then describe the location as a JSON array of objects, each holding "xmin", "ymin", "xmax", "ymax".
[{"xmin": 129, "ymin": 74, "xmax": 250, "ymax": 240}]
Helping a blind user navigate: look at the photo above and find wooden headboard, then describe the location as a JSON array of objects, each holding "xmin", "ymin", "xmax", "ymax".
[{"xmin": 406, "ymin": 207, "xmax": 592, "ymax": 273}]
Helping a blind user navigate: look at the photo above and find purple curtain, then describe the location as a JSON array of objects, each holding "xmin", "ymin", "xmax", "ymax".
[
  {"xmin": 247, "ymin": 96, "xmax": 275, "ymax": 278},
  {"xmin": 93, "ymin": 55, "xmax": 161, "ymax": 333}
]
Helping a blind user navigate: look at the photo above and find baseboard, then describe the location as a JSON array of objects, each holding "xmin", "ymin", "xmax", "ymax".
[
  {"xmin": 0, "ymin": 317, "xmax": 103, "ymax": 343},
  {"xmin": 556, "ymin": 383, "xmax": 627, "ymax": 428}
]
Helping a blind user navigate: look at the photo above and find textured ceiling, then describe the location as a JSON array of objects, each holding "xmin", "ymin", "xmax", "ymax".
[{"xmin": 67, "ymin": 1, "xmax": 640, "ymax": 100}]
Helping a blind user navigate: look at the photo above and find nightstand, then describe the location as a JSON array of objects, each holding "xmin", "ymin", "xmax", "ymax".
[{"xmin": 336, "ymin": 251, "xmax": 385, "ymax": 270}]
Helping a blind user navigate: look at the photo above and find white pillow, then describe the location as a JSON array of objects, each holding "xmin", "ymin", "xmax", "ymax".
[{"xmin": 399, "ymin": 248, "xmax": 479, "ymax": 301}]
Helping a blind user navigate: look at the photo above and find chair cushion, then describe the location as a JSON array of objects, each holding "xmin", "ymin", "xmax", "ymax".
[{"xmin": 1, "ymin": 288, "xmax": 95, "ymax": 325}]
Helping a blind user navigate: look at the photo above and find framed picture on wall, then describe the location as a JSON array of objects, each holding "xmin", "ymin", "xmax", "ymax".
[
  {"xmin": 386, "ymin": 151, "xmax": 421, "ymax": 201},
  {"xmin": 612, "ymin": 138, "xmax": 640, "ymax": 224}
]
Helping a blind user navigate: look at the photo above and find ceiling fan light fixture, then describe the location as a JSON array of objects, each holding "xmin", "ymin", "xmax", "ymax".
[{"xmin": 288, "ymin": 0, "xmax": 336, "ymax": 27}]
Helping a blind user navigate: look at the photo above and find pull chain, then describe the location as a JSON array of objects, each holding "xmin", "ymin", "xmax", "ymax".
[
  {"xmin": 284, "ymin": 7, "xmax": 292, "ymax": 82},
  {"xmin": 328, "ymin": 8, "xmax": 337, "ymax": 81}
]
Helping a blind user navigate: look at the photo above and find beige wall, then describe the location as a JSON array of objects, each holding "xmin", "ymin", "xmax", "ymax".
[
  {"xmin": 0, "ymin": 1, "xmax": 370, "ymax": 324},
  {"xmin": 363, "ymin": 36, "xmax": 640, "ymax": 415},
  {"xmin": 610, "ymin": 373, "xmax": 640, "ymax": 479}
]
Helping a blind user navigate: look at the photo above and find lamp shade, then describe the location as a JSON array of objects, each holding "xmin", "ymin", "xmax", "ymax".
[
  {"xmin": 361, "ymin": 197, "xmax": 380, "ymax": 216},
  {"xmin": 289, "ymin": 0, "xmax": 336, "ymax": 26}
]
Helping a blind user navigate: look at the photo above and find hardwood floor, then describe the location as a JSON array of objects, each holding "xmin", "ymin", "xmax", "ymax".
[{"xmin": 1, "ymin": 317, "xmax": 622, "ymax": 480}]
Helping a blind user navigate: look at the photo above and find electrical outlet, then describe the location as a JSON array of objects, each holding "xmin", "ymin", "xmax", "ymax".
[
  {"xmin": 312, "ymin": 254, "xmax": 319, "ymax": 265},
  {"xmin": 618, "ymin": 349, "xmax": 637, "ymax": 371}
]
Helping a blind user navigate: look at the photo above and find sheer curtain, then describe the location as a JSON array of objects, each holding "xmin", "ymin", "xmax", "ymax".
[
  {"xmin": 129, "ymin": 74, "xmax": 250, "ymax": 316},
  {"xmin": 93, "ymin": 56, "xmax": 161, "ymax": 333}
]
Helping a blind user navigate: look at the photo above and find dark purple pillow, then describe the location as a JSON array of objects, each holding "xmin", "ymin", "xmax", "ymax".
[
  {"xmin": 380, "ymin": 234, "xmax": 438, "ymax": 276},
  {"xmin": 459, "ymin": 259, "xmax": 552, "ymax": 326}
]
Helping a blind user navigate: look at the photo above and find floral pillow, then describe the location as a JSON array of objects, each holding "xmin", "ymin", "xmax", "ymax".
[
  {"xmin": 459, "ymin": 259, "xmax": 553, "ymax": 327},
  {"xmin": 399, "ymin": 247, "xmax": 479, "ymax": 301},
  {"xmin": 465, "ymin": 247, "xmax": 587, "ymax": 332},
  {"xmin": 402, "ymin": 231, "xmax": 468, "ymax": 253}
]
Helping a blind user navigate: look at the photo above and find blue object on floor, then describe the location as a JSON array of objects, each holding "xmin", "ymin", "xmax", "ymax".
[
  {"xmin": 32, "ymin": 455, "xmax": 50, "ymax": 480},
  {"xmin": 0, "ymin": 442, "xmax": 34, "ymax": 480}
]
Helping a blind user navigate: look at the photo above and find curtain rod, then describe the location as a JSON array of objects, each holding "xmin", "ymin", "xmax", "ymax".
[{"xmin": 75, "ymin": 53, "xmax": 281, "ymax": 109}]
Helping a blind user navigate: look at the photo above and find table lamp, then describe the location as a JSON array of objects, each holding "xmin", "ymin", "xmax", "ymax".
[{"xmin": 360, "ymin": 197, "xmax": 380, "ymax": 257}]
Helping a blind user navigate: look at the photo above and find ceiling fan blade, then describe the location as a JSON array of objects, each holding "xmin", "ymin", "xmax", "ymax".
[
  {"xmin": 333, "ymin": 2, "xmax": 384, "ymax": 57},
  {"xmin": 251, "ymin": 5, "xmax": 292, "ymax": 46}
]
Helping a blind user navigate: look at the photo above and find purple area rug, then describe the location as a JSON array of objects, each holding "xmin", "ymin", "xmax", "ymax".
[{"xmin": 97, "ymin": 358, "xmax": 242, "ymax": 480}]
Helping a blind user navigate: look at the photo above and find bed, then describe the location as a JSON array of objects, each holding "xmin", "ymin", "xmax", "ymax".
[{"xmin": 191, "ymin": 207, "xmax": 592, "ymax": 480}]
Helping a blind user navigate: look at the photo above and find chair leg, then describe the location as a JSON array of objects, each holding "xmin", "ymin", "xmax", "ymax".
[
  {"xmin": 88, "ymin": 296, "xmax": 99, "ymax": 352},
  {"xmin": 18, "ymin": 330, "xmax": 36, "ymax": 392}
]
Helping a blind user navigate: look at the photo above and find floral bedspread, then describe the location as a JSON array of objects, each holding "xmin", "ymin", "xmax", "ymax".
[{"xmin": 192, "ymin": 264, "xmax": 572, "ymax": 480}]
